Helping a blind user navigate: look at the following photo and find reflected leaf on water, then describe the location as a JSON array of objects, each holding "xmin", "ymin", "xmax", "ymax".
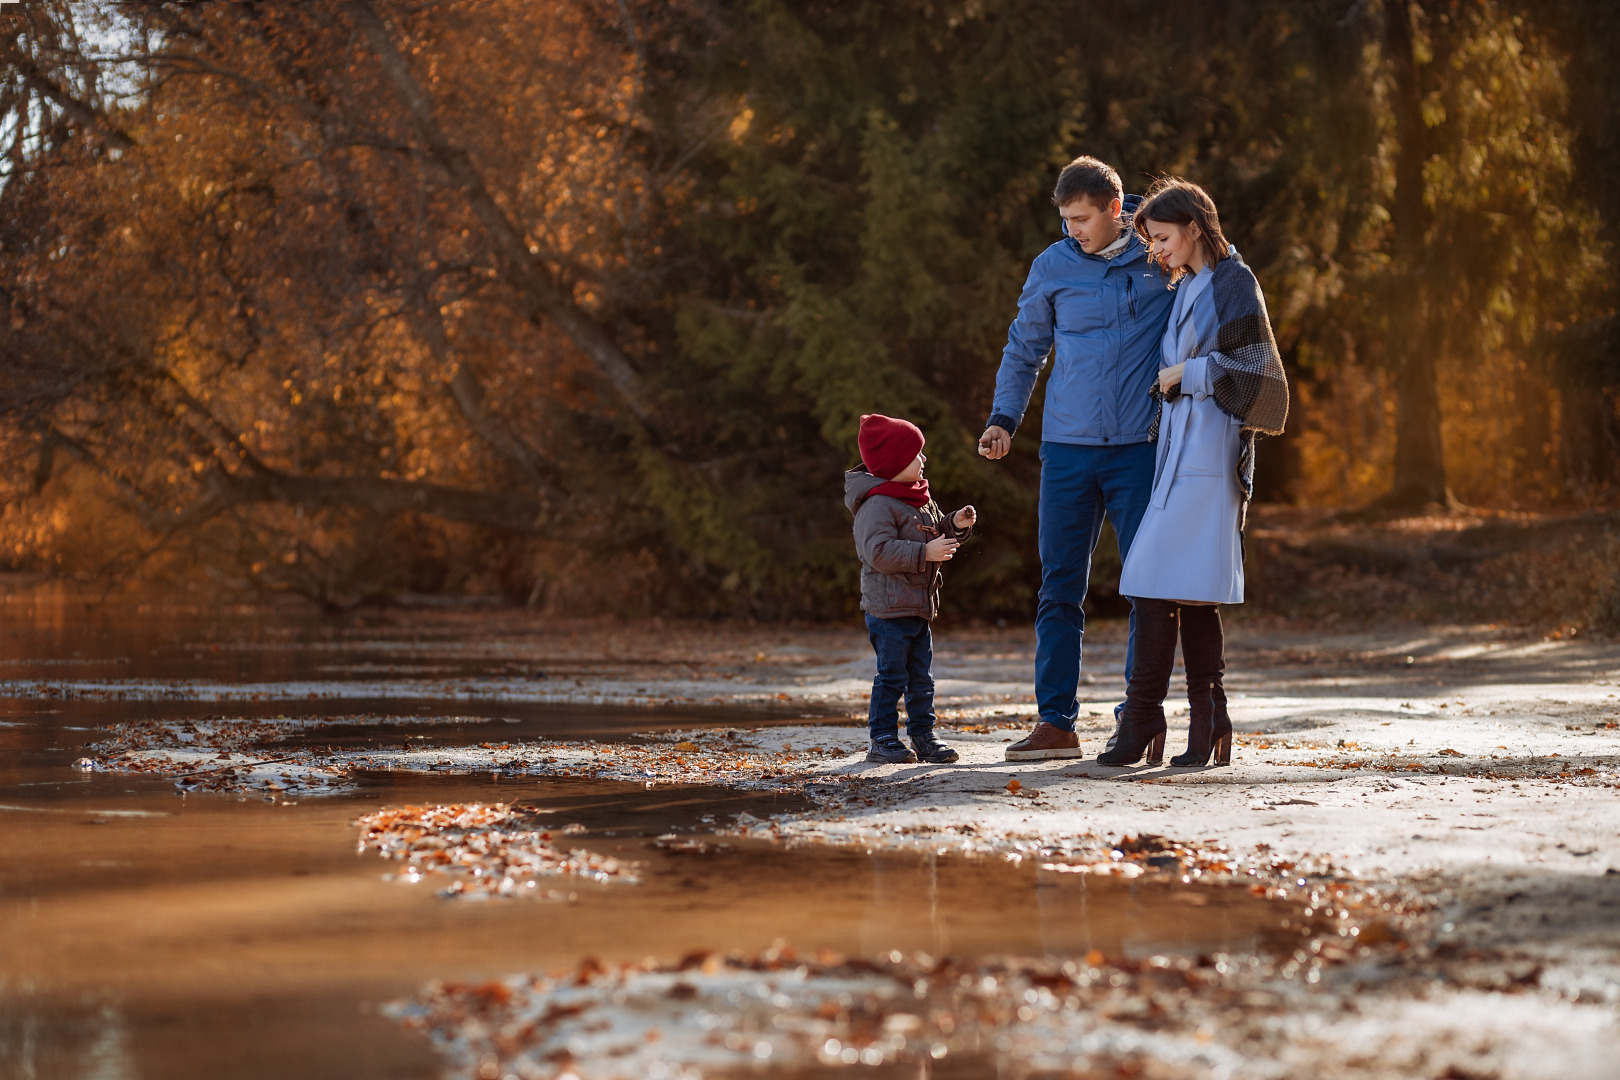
[
  {"xmin": 1039, "ymin": 860, "xmax": 1144, "ymax": 878},
  {"xmin": 355, "ymin": 803, "xmax": 639, "ymax": 898},
  {"xmin": 652, "ymin": 834, "xmax": 735, "ymax": 856}
]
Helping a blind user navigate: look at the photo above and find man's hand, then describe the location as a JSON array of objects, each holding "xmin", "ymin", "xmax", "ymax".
[
  {"xmin": 1159, "ymin": 362, "xmax": 1186, "ymax": 394},
  {"xmin": 978, "ymin": 425, "xmax": 1011, "ymax": 460},
  {"xmin": 953, "ymin": 506, "xmax": 977, "ymax": 530},
  {"xmin": 925, "ymin": 536, "xmax": 960, "ymax": 563}
]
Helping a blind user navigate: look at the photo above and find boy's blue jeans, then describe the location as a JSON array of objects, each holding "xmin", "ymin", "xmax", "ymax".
[
  {"xmin": 1035, "ymin": 441, "xmax": 1155, "ymax": 732},
  {"xmin": 865, "ymin": 614, "xmax": 935, "ymax": 744}
]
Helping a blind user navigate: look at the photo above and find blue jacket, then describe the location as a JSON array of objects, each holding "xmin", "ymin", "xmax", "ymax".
[{"xmin": 987, "ymin": 194, "xmax": 1175, "ymax": 446}]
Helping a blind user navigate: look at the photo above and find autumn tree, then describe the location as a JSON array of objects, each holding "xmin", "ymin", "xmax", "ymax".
[
  {"xmin": 1365, "ymin": 0, "xmax": 1601, "ymax": 509},
  {"xmin": 0, "ymin": 0, "xmax": 1613, "ymax": 616},
  {"xmin": 2, "ymin": 1, "xmax": 743, "ymax": 606}
]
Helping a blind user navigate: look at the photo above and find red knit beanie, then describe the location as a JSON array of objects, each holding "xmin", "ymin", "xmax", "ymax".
[{"xmin": 858, "ymin": 414, "xmax": 925, "ymax": 480}]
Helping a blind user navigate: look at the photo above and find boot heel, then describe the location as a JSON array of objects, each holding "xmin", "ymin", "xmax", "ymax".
[
  {"xmin": 1147, "ymin": 732, "xmax": 1165, "ymax": 765},
  {"xmin": 1214, "ymin": 733, "xmax": 1231, "ymax": 766}
]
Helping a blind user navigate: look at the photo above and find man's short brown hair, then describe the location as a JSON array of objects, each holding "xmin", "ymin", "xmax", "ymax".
[{"xmin": 1052, "ymin": 156, "xmax": 1123, "ymax": 210}]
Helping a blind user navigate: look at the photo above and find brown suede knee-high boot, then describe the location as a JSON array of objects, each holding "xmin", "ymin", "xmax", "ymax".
[
  {"xmin": 1173, "ymin": 604, "xmax": 1231, "ymax": 766},
  {"xmin": 1096, "ymin": 598, "xmax": 1178, "ymax": 766}
]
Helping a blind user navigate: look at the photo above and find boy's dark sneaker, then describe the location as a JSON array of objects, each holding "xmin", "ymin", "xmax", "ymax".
[
  {"xmin": 866, "ymin": 740, "xmax": 918, "ymax": 764},
  {"xmin": 912, "ymin": 737, "xmax": 959, "ymax": 764}
]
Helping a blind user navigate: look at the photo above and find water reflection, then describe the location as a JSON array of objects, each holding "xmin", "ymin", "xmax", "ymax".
[
  {"xmin": 0, "ymin": 1004, "xmax": 135, "ymax": 1080},
  {"xmin": 853, "ymin": 849, "xmax": 1276, "ymax": 963},
  {"xmin": 0, "ymin": 751, "xmax": 1304, "ymax": 1077},
  {"xmin": 0, "ymin": 595, "xmax": 1311, "ymax": 1079}
]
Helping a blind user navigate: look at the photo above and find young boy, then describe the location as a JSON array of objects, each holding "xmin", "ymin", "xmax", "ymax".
[{"xmin": 844, "ymin": 413, "xmax": 977, "ymax": 764}]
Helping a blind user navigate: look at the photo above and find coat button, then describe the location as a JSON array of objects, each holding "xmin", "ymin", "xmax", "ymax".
[{"xmin": 1102, "ymin": 436, "xmax": 1110, "ymax": 443}]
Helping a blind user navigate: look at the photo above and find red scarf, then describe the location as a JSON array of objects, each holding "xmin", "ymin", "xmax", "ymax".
[{"xmin": 869, "ymin": 479, "xmax": 931, "ymax": 507}]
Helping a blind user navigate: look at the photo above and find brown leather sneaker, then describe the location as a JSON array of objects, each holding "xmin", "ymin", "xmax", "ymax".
[{"xmin": 1004, "ymin": 721, "xmax": 1082, "ymax": 760}]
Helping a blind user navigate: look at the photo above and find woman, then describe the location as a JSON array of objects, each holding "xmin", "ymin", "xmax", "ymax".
[{"xmin": 1097, "ymin": 178, "xmax": 1288, "ymax": 768}]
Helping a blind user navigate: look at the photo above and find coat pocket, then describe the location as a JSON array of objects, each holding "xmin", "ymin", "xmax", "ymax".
[
  {"xmin": 1053, "ymin": 286, "xmax": 1103, "ymax": 333},
  {"xmin": 1169, "ymin": 402, "xmax": 1237, "ymax": 477}
]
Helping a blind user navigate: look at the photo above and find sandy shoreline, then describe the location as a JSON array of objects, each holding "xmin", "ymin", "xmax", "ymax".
[{"xmin": 47, "ymin": 618, "xmax": 1620, "ymax": 1077}]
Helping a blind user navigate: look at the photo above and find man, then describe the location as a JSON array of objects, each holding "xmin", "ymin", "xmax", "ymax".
[{"xmin": 979, "ymin": 156, "xmax": 1174, "ymax": 760}]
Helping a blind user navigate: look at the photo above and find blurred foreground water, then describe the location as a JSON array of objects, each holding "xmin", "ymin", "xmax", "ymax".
[{"xmin": 0, "ymin": 591, "xmax": 1308, "ymax": 1079}]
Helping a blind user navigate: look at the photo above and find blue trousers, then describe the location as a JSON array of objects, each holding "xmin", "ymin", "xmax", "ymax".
[
  {"xmin": 1034, "ymin": 441, "xmax": 1155, "ymax": 732},
  {"xmin": 865, "ymin": 614, "xmax": 935, "ymax": 743}
]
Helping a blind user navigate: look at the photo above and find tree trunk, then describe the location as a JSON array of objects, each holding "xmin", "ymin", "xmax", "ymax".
[
  {"xmin": 1388, "ymin": 339, "xmax": 1448, "ymax": 506},
  {"xmin": 1559, "ymin": 383, "xmax": 1620, "ymax": 495},
  {"xmin": 1382, "ymin": 0, "xmax": 1452, "ymax": 510}
]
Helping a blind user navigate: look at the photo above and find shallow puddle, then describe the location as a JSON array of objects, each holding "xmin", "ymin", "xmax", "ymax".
[
  {"xmin": 1, "ymin": 744, "xmax": 1308, "ymax": 1077},
  {"xmin": 2, "ymin": 602, "xmax": 1318, "ymax": 1079}
]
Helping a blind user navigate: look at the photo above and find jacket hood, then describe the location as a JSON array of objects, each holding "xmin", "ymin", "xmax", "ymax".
[{"xmin": 844, "ymin": 466, "xmax": 886, "ymax": 515}]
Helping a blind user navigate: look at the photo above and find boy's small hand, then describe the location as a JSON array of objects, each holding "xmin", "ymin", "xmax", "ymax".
[
  {"xmin": 954, "ymin": 506, "xmax": 976, "ymax": 530},
  {"xmin": 925, "ymin": 536, "xmax": 960, "ymax": 563}
]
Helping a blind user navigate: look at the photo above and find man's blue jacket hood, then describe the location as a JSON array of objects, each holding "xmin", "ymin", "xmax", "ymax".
[{"xmin": 987, "ymin": 193, "xmax": 1176, "ymax": 446}]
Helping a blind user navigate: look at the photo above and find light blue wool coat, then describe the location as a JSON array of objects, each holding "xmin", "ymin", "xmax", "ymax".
[{"xmin": 1118, "ymin": 259, "xmax": 1246, "ymax": 604}]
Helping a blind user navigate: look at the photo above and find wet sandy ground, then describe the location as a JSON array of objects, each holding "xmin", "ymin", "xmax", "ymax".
[
  {"xmin": 1, "ymin": 712, "xmax": 1311, "ymax": 1080},
  {"xmin": 3, "ymin": 594, "xmax": 1618, "ymax": 1078}
]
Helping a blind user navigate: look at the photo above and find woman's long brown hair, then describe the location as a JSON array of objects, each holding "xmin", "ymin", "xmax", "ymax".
[{"xmin": 1133, "ymin": 178, "xmax": 1228, "ymax": 282}]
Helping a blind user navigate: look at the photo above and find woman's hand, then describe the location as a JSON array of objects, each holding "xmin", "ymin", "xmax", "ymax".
[
  {"xmin": 1159, "ymin": 362, "xmax": 1187, "ymax": 393},
  {"xmin": 925, "ymin": 536, "xmax": 960, "ymax": 563},
  {"xmin": 953, "ymin": 506, "xmax": 976, "ymax": 530}
]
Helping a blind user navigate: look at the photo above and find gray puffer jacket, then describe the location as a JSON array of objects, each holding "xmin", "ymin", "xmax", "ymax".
[{"xmin": 845, "ymin": 468, "xmax": 973, "ymax": 620}]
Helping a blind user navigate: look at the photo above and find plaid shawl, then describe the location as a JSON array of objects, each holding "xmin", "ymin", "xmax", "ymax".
[{"xmin": 1149, "ymin": 252, "xmax": 1289, "ymax": 523}]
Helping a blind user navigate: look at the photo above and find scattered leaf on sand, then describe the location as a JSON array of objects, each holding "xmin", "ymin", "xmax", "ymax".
[{"xmin": 389, "ymin": 944, "xmax": 1367, "ymax": 1080}]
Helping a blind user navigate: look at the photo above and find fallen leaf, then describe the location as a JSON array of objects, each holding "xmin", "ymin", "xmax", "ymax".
[{"xmin": 1438, "ymin": 749, "xmax": 1465, "ymax": 757}]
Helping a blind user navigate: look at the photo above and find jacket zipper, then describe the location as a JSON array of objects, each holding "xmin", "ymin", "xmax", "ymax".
[{"xmin": 1126, "ymin": 273, "xmax": 1137, "ymax": 320}]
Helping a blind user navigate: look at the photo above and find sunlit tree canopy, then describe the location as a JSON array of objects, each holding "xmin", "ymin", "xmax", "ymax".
[{"xmin": 1, "ymin": 0, "xmax": 1614, "ymax": 614}]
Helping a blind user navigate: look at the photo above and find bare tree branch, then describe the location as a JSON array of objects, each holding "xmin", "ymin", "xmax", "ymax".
[
  {"xmin": 342, "ymin": 0, "xmax": 655, "ymax": 427},
  {"xmin": 207, "ymin": 464, "xmax": 544, "ymax": 533},
  {"xmin": 0, "ymin": 40, "xmax": 137, "ymax": 149},
  {"xmin": 406, "ymin": 289, "xmax": 563, "ymax": 492}
]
